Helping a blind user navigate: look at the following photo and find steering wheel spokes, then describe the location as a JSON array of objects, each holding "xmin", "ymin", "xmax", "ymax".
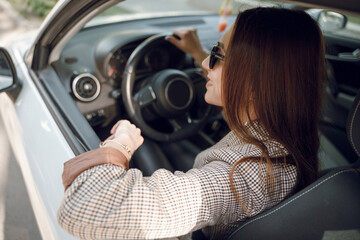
[
  {"xmin": 122, "ymin": 34, "xmax": 211, "ymax": 142},
  {"xmin": 135, "ymin": 85, "xmax": 157, "ymax": 108},
  {"xmin": 168, "ymin": 112, "xmax": 196, "ymax": 132},
  {"xmin": 169, "ymin": 119, "xmax": 182, "ymax": 132}
]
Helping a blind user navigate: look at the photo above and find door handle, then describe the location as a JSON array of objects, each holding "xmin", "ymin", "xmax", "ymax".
[{"xmin": 338, "ymin": 48, "xmax": 360, "ymax": 60}]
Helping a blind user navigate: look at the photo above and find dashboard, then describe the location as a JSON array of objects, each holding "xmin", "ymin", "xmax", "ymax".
[{"xmin": 52, "ymin": 14, "xmax": 233, "ymax": 128}]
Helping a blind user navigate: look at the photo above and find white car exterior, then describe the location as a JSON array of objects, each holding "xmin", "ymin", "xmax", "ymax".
[{"xmin": 0, "ymin": 37, "xmax": 76, "ymax": 240}]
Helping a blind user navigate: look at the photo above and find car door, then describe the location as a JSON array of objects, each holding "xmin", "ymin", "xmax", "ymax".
[
  {"xmin": 320, "ymin": 13, "xmax": 360, "ymax": 163},
  {"xmin": 0, "ymin": 0, "xmax": 123, "ymax": 239}
]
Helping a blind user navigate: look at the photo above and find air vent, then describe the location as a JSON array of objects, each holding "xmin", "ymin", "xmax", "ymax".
[{"xmin": 72, "ymin": 73, "xmax": 100, "ymax": 102}]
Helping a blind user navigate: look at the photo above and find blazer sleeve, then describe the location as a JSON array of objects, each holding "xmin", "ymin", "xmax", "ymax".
[{"xmin": 56, "ymin": 158, "xmax": 247, "ymax": 240}]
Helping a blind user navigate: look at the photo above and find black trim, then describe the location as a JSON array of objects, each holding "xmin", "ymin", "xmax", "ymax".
[
  {"xmin": 39, "ymin": 66, "xmax": 101, "ymax": 152},
  {"xmin": 27, "ymin": 67, "xmax": 86, "ymax": 155}
]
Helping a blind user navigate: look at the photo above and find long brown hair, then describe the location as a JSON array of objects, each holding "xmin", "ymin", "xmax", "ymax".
[{"xmin": 222, "ymin": 8, "xmax": 325, "ymax": 213}]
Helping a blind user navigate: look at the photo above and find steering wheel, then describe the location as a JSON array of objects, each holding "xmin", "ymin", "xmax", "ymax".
[{"xmin": 122, "ymin": 34, "xmax": 212, "ymax": 142}]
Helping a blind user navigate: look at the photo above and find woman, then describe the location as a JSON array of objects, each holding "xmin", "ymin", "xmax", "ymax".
[{"xmin": 58, "ymin": 7, "xmax": 325, "ymax": 239}]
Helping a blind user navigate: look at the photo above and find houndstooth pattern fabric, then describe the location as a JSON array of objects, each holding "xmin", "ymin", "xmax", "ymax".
[{"xmin": 57, "ymin": 123, "xmax": 297, "ymax": 239}]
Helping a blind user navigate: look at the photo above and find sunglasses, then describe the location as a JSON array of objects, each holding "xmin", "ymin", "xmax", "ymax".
[{"xmin": 209, "ymin": 45, "xmax": 225, "ymax": 69}]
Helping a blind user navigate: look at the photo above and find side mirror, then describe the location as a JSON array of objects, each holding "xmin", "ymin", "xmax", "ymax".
[
  {"xmin": 0, "ymin": 47, "xmax": 21, "ymax": 100},
  {"xmin": 0, "ymin": 48, "xmax": 16, "ymax": 90},
  {"xmin": 317, "ymin": 10, "xmax": 347, "ymax": 32}
]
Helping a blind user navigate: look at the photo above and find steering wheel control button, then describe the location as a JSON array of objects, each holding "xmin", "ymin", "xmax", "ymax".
[
  {"xmin": 72, "ymin": 73, "xmax": 101, "ymax": 102},
  {"xmin": 138, "ymin": 86, "xmax": 157, "ymax": 107}
]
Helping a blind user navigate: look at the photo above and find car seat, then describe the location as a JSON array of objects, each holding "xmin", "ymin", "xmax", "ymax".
[{"xmin": 227, "ymin": 89, "xmax": 360, "ymax": 240}]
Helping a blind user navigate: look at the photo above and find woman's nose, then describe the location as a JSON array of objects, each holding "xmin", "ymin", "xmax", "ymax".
[{"xmin": 202, "ymin": 55, "xmax": 210, "ymax": 71}]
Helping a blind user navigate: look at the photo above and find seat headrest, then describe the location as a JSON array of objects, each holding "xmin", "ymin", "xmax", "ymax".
[{"xmin": 347, "ymin": 89, "xmax": 360, "ymax": 157}]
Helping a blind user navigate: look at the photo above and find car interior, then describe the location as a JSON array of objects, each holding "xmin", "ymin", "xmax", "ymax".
[
  {"xmin": 32, "ymin": 1, "xmax": 360, "ymax": 239},
  {"xmin": 50, "ymin": 14, "xmax": 236, "ymax": 175},
  {"xmin": 48, "ymin": 10, "xmax": 360, "ymax": 172}
]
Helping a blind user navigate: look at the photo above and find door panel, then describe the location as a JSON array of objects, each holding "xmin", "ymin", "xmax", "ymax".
[
  {"xmin": 0, "ymin": 47, "xmax": 78, "ymax": 240},
  {"xmin": 321, "ymin": 33, "xmax": 360, "ymax": 163}
]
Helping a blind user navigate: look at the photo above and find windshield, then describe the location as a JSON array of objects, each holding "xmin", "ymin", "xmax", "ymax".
[
  {"xmin": 106, "ymin": 0, "xmax": 279, "ymax": 14},
  {"xmin": 86, "ymin": 0, "xmax": 280, "ymax": 27},
  {"xmin": 116, "ymin": 0, "xmax": 221, "ymax": 13}
]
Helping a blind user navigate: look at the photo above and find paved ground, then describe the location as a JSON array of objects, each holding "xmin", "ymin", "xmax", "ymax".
[{"xmin": 0, "ymin": 1, "xmax": 42, "ymax": 240}]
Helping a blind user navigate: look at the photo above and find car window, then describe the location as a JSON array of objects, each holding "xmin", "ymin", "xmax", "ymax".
[
  {"xmin": 324, "ymin": 13, "xmax": 360, "ymax": 40},
  {"xmin": 99, "ymin": 0, "xmax": 280, "ymax": 15},
  {"xmin": 86, "ymin": 0, "xmax": 280, "ymax": 27}
]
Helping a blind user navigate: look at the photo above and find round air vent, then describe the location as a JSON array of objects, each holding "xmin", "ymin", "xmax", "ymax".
[{"xmin": 72, "ymin": 73, "xmax": 101, "ymax": 102}]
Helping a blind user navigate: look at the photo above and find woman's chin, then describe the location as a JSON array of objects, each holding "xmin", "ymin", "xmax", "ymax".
[{"xmin": 204, "ymin": 94, "xmax": 222, "ymax": 107}]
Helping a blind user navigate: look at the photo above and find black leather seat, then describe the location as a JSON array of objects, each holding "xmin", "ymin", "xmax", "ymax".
[{"xmin": 227, "ymin": 89, "xmax": 360, "ymax": 240}]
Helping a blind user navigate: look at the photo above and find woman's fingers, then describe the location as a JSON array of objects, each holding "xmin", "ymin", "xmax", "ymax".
[{"xmin": 110, "ymin": 120, "xmax": 132, "ymax": 134}]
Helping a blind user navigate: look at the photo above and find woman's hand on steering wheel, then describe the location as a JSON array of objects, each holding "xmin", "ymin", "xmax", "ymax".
[{"xmin": 165, "ymin": 28, "xmax": 208, "ymax": 67}]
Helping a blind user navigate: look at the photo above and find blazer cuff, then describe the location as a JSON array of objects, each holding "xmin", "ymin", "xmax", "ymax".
[{"xmin": 62, "ymin": 147, "xmax": 129, "ymax": 190}]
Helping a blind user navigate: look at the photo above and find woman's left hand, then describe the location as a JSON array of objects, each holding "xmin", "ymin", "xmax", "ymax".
[{"xmin": 102, "ymin": 120, "xmax": 144, "ymax": 160}]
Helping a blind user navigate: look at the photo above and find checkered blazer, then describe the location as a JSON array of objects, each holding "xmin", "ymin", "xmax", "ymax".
[{"xmin": 57, "ymin": 124, "xmax": 297, "ymax": 239}]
